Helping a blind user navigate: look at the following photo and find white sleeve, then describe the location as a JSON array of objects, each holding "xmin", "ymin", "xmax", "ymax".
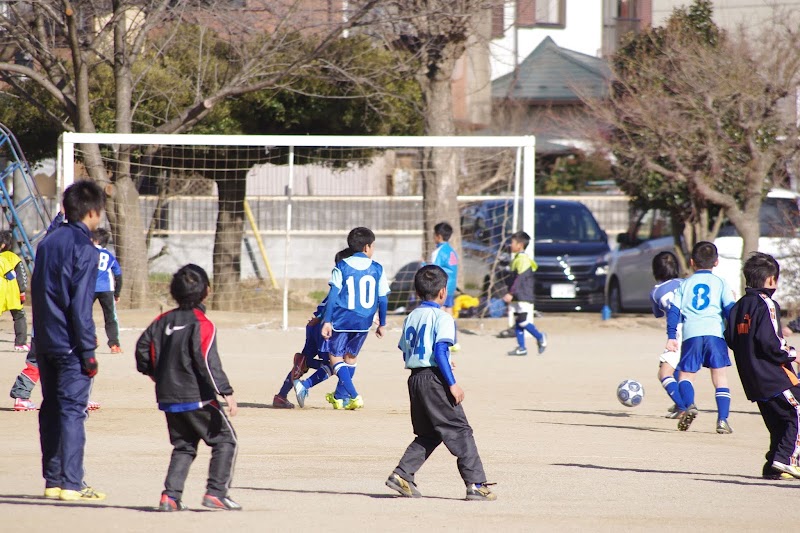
[
  {"xmin": 329, "ymin": 267, "xmax": 342, "ymax": 289},
  {"xmin": 378, "ymin": 269, "xmax": 390, "ymax": 296}
]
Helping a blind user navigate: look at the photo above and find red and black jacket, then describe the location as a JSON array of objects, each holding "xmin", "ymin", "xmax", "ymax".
[{"xmin": 135, "ymin": 304, "xmax": 233, "ymax": 404}]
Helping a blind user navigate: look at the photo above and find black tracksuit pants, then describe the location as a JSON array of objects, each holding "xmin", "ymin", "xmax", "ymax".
[
  {"xmin": 393, "ymin": 368, "xmax": 487, "ymax": 486},
  {"xmin": 758, "ymin": 385, "xmax": 800, "ymax": 476},
  {"xmin": 163, "ymin": 402, "xmax": 237, "ymax": 499}
]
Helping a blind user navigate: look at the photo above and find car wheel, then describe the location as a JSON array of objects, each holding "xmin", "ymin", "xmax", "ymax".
[{"xmin": 608, "ymin": 279, "xmax": 624, "ymax": 314}]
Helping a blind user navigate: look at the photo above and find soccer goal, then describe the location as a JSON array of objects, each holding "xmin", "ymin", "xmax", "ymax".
[{"xmin": 57, "ymin": 133, "xmax": 535, "ymax": 328}]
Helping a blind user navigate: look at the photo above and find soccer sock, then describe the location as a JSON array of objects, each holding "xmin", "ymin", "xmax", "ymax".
[
  {"xmin": 303, "ymin": 365, "xmax": 332, "ymax": 389},
  {"xmin": 661, "ymin": 376, "xmax": 686, "ymax": 410},
  {"xmin": 334, "ymin": 364, "xmax": 357, "ymax": 399},
  {"xmin": 715, "ymin": 387, "xmax": 731, "ymax": 421},
  {"xmin": 278, "ymin": 372, "xmax": 293, "ymax": 398},
  {"xmin": 524, "ymin": 323, "xmax": 543, "ymax": 342},
  {"xmin": 334, "ymin": 361, "xmax": 358, "ymax": 398},
  {"xmin": 678, "ymin": 380, "xmax": 695, "ymax": 407},
  {"xmin": 514, "ymin": 325, "xmax": 526, "ymax": 349}
]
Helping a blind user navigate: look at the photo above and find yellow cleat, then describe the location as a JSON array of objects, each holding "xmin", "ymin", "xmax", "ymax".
[
  {"xmin": 325, "ymin": 392, "xmax": 344, "ymax": 410},
  {"xmin": 43, "ymin": 487, "xmax": 61, "ymax": 500},
  {"xmin": 344, "ymin": 395, "xmax": 364, "ymax": 410},
  {"xmin": 59, "ymin": 487, "xmax": 106, "ymax": 501}
]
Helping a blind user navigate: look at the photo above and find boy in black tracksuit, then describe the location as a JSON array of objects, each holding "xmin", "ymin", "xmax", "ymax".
[
  {"xmin": 726, "ymin": 252, "xmax": 800, "ymax": 480},
  {"xmin": 135, "ymin": 264, "xmax": 241, "ymax": 511}
]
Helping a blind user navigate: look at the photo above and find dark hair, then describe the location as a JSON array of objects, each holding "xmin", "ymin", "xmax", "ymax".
[
  {"xmin": 0, "ymin": 230, "xmax": 12, "ymax": 251},
  {"xmin": 414, "ymin": 264, "xmax": 448, "ymax": 301},
  {"xmin": 62, "ymin": 180, "xmax": 105, "ymax": 223},
  {"xmin": 743, "ymin": 252, "xmax": 780, "ymax": 288},
  {"xmin": 652, "ymin": 251, "xmax": 680, "ymax": 282},
  {"xmin": 335, "ymin": 247, "xmax": 355, "ymax": 264},
  {"xmin": 434, "ymin": 221, "xmax": 453, "ymax": 241},
  {"xmin": 347, "ymin": 227, "xmax": 375, "ymax": 252},
  {"xmin": 511, "ymin": 231, "xmax": 531, "ymax": 249},
  {"xmin": 92, "ymin": 227, "xmax": 112, "ymax": 247},
  {"xmin": 170, "ymin": 264, "xmax": 210, "ymax": 309},
  {"xmin": 691, "ymin": 241, "xmax": 718, "ymax": 269}
]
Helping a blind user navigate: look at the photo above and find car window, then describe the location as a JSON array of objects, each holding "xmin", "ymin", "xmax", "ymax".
[{"xmin": 535, "ymin": 203, "xmax": 604, "ymax": 242}]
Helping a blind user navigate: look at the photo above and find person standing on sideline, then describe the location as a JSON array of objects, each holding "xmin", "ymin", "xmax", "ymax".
[{"xmin": 430, "ymin": 222, "xmax": 460, "ymax": 351}]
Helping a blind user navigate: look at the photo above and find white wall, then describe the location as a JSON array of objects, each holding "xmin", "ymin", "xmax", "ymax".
[
  {"xmin": 490, "ymin": 0, "xmax": 604, "ymax": 81},
  {"xmin": 652, "ymin": 0, "xmax": 800, "ymax": 32}
]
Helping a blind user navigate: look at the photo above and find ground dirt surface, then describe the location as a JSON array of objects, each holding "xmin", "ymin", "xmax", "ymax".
[{"xmin": 0, "ymin": 308, "xmax": 793, "ymax": 532}]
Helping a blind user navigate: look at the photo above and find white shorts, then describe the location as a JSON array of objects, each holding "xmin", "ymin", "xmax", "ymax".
[
  {"xmin": 659, "ymin": 350, "xmax": 680, "ymax": 369},
  {"xmin": 509, "ymin": 302, "xmax": 534, "ymax": 326}
]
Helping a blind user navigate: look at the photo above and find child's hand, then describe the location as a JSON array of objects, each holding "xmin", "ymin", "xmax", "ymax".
[
  {"xmin": 321, "ymin": 322, "xmax": 333, "ymax": 339},
  {"xmin": 376, "ymin": 325, "xmax": 385, "ymax": 339},
  {"xmin": 450, "ymin": 384, "xmax": 465, "ymax": 405},
  {"xmin": 665, "ymin": 339, "xmax": 679, "ymax": 352},
  {"xmin": 224, "ymin": 394, "xmax": 238, "ymax": 417},
  {"xmin": 502, "ymin": 293, "xmax": 513, "ymax": 303}
]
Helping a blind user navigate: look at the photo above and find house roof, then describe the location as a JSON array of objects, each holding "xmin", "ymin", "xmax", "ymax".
[{"xmin": 492, "ymin": 36, "xmax": 611, "ymax": 102}]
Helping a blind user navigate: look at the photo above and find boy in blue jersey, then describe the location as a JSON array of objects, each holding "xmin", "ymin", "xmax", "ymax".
[
  {"xmin": 294, "ymin": 227, "xmax": 390, "ymax": 410},
  {"xmin": 666, "ymin": 241, "xmax": 736, "ymax": 433},
  {"xmin": 91, "ymin": 228, "xmax": 123, "ymax": 353},
  {"xmin": 726, "ymin": 253, "xmax": 800, "ymax": 479},
  {"xmin": 273, "ymin": 247, "xmax": 354, "ymax": 408},
  {"xmin": 649, "ymin": 251, "xmax": 686, "ymax": 418},
  {"xmin": 431, "ymin": 222, "xmax": 460, "ymax": 350},
  {"xmin": 385, "ymin": 265, "xmax": 496, "ymax": 501}
]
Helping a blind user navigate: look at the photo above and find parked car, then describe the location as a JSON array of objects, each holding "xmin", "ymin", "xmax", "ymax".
[
  {"xmin": 460, "ymin": 198, "xmax": 610, "ymax": 311},
  {"xmin": 605, "ymin": 188, "xmax": 800, "ymax": 312}
]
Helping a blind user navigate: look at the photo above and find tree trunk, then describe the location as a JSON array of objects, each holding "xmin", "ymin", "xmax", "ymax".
[
  {"xmin": 107, "ymin": 175, "xmax": 148, "ymax": 307},
  {"xmin": 212, "ymin": 173, "xmax": 246, "ymax": 310}
]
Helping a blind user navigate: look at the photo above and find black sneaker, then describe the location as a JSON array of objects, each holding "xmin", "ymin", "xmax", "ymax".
[
  {"xmin": 158, "ymin": 493, "xmax": 187, "ymax": 511},
  {"xmin": 466, "ymin": 483, "xmax": 497, "ymax": 501},
  {"xmin": 202, "ymin": 494, "xmax": 242, "ymax": 510},
  {"xmin": 385, "ymin": 473, "xmax": 422, "ymax": 498}
]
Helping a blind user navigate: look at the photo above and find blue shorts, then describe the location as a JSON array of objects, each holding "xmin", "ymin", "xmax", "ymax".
[
  {"xmin": 322, "ymin": 330, "xmax": 368, "ymax": 357},
  {"xmin": 444, "ymin": 293, "xmax": 455, "ymax": 308},
  {"xmin": 677, "ymin": 336, "xmax": 731, "ymax": 372}
]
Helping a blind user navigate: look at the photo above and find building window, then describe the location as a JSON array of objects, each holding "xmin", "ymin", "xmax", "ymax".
[{"xmin": 517, "ymin": 0, "xmax": 566, "ymax": 29}]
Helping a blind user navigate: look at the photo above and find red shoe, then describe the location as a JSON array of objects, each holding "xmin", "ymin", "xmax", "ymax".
[
  {"xmin": 272, "ymin": 394, "xmax": 295, "ymax": 409},
  {"xmin": 290, "ymin": 353, "xmax": 308, "ymax": 380},
  {"xmin": 87, "ymin": 400, "xmax": 101, "ymax": 411},
  {"xmin": 14, "ymin": 398, "xmax": 37, "ymax": 411}
]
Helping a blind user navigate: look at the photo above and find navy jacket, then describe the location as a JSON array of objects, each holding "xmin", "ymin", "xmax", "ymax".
[
  {"xmin": 726, "ymin": 288, "xmax": 799, "ymax": 401},
  {"xmin": 31, "ymin": 221, "xmax": 99, "ymax": 358}
]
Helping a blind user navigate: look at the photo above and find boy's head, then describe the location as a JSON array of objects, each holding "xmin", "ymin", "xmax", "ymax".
[
  {"xmin": 62, "ymin": 180, "xmax": 105, "ymax": 230},
  {"xmin": 92, "ymin": 228, "xmax": 112, "ymax": 248},
  {"xmin": 414, "ymin": 264, "xmax": 448, "ymax": 302},
  {"xmin": 347, "ymin": 227, "xmax": 375, "ymax": 256},
  {"xmin": 690, "ymin": 241, "xmax": 718, "ymax": 270},
  {"xmin": 433, "ymin": 222, "xmax": 453, "ymax": 243},
  {"xmin": 0, "ymin": 230, "xmax": 13, "ymax": 252},
  {"xmin": 510, "ymin": 231, "xmax": 531, "ymax": 252},
  {"xmin": 743, "ymin": 252, "xmax": 780, "ymax": 289},
  {"xmin": 170, "ymin": 264, "xmax": 210, "ymax": 309},
  {"xmin": 335, "ymin": 247, "xmax": 354, "ymax": 264},
  {"xmin": 652, "ymin": 251, "xmax": 680, "ymax": 282}
]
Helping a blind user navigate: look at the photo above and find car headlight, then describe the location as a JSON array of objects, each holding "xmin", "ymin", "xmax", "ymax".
[{"xmin": 595, "ymin": 264, "xmax": 609, "ymax": 276}]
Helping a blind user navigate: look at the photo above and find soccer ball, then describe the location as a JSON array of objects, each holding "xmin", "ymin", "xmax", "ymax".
[{"xmin": 617, "ymin": 379, "xmax": 644, "ymax": 407}]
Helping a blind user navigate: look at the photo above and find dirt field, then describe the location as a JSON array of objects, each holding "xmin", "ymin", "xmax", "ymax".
[{"xmin": 0, "ymin": 308, "xmax": 794, "ymax": 532}]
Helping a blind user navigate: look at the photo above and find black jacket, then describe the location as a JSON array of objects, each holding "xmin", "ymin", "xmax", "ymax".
[
  {"xmin": 725, "ymin": 288, "xmax": 798, "ymax": 401},
  {"xmin": 135, "ymin": 304, "xmax": 234, "ymax": 404}
]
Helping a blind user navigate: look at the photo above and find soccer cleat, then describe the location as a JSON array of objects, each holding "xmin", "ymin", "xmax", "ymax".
[
  {"xmin": 677, "ymin": 404, "xmax": 698, "ymax": 431},
  {"xmin": 716, "ymin": 419, "xmax": 733, "ymax": 434},
  {"xmin": 537, "ymin": 333, "xmax": 548, "ymax": 355},
  {"xmin": 290, "ymin": 353, "xmax": 308, "ymax": 380},
  {"xmin": 763, "ymin": 472, "xmax": 794, "ymax": 480},
  {"xmin": 14, "ymin": 344, "xmax": 30, "ymax": 352},
  {"xmin": 158, "ymin": 493, "xmax": 187, "ymax": 511},
  {"xmin": 43, "ymin": 487, "xmax": 61, "ymax": 500},
  {"xmin": 14, "ymin": 398, "xmax": 37, "ymax": 411},
  {"xmin": 667, "ymin": 404, "xmax": 678, "ymax": 414},
  {"xmin": 202, "ymin": 494, "xmax": 242, "ymax": 510},
  {"xmin": 771, "ymin": 461, "xmax": 800, "ymax": 479},
  {"xmin": 385, "ymin": 473, "xmax": 422, "ymax": 498},
  {"xmin": 344, "ymin": 395, "xmax": 364, "ymax": 410},
  {"xmin": 110, "ymin": 345, "xmax": 123, "ymax": 354},
  {"xmin": 272, "ymin": 394, "xmax": 295, "ymax": 409},
  {"xmin": 507, "ymin": 346, "xmax": 528, "ymax": 356},
  {"xmin": 59, "ymin": 486, "xmax": 106, "ymax": 501},
  {"xmin": 665, "ymin": 410, "xmax": 681, "ymax": 420},
  {"xmin": 466, "ymin": 483, "xmax": 497, "ymax": 501},
  {"xmin": 325, "ymin": 392, "xmax": 344, "ymax": 410},
  {"xmin": 87, "ymin": 400, "xmax": 101, "ymax": 411},
  {"xmin": 292, "ymin": 380, "xmax": 308, "ymax": 408}
]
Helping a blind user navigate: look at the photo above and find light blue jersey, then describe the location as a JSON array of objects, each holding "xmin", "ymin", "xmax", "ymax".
[
  {"xmin": 399, "ymin": 302, "xmax": 456, "ymax": 369},
  {"xmin": 430, "ymin": 242, "xmax": 458, "ymax": 296},
  {"xmin": 328, "ymin": 252, "xmax": 390, "ymax": 332},
  {"xmin": 95, "ymin": 245, "xmax": 121, "ymax": 293},
  {"xmin": 669, "ymin": 270, "xmax": 735, "ymax": 340}
]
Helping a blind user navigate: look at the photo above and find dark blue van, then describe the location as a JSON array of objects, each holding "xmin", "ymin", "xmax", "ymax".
[{"xmin": 460, "ymin": 198, "xmax": 610, "ymax": 311}]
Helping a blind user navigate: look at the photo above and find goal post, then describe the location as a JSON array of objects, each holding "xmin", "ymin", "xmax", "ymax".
[{"xmin": 57, "ymin": 133, "xmax": 535, "ymax": 328}]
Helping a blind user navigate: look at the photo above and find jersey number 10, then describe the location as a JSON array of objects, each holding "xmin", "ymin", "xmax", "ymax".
[{"xmin": 345, "ymin": 275, "xmax": 376, "ymax": 310}]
